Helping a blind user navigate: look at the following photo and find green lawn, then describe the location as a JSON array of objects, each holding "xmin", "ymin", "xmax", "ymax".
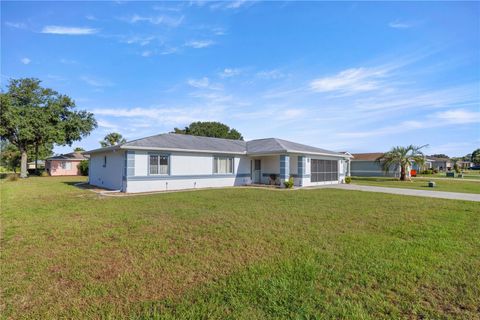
[
  {"xmin": 1, "ymin": 177, "xmax": 479, "ymax": 319},
  {"xmin": 351, "ymin": 176, "xmax": 480, "ymax": 194},
  {"xmin": 417, "ymin": 171, "xmax": 480, "ymax": 180}
]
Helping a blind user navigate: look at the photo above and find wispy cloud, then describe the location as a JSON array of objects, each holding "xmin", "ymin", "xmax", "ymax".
[
  {"xmin": 85, "ymin": 15, "xmax": 97, "ymax": 21},
  {"xmin": 389, "ymin": 20, "xmax": 412, "ymax": 29},
  {"xmin": 60, "ymin": 58, "xmax": 77, "ymax": 64},
  {"xmin": 339, "ymin": 108, "xmax": 480, "ymax": 138},
  {"xmin": 210, "ymin": 0, "xmax": 255, "ymax": 10},
  {"xmin": 41, "ymin": 26, "xmax": 98, "ymax": 35},
  {"xmin": 310, "ymin": 67, "xmax": 389, "ymax": 94},
  {"xmin": 122, "ymin": 35, "xmax": 155, "ymax": 46},
  {"xmin": 125, "ymin": 14, "xmax": 184, "ymax": 27},
  {"xmin": 80, "ymin": 76, "xmax": 113, "ymax": 87},
  {"xmin": 141, "ymin": 50, "xmax": 153, "ymax": 57},
  {"xmin": 219, "ymin": 68, "xmax": 242, "ymax": 78},
  {"xmin": 256, "ymin": 69, "xmax": 285, "ymax": 80},
  {"xmin": 5, "ymin": 21, "xmax": 27, "ymax": 29},
  {"xmin": 186, "ymin": 77, "xmax": 222, "ymax": 90},
  {"xmin": 20, "ymin": 58, "xmax": 31, "ymax": 65},
  {"xmin": 184, "ymin": 40, "xmax": 215, "ymax": 48}
]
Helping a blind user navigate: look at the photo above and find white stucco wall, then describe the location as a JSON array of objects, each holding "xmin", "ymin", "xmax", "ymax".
[
  {"xmin": 125, "ymin": 151, "xmax": 251, "ymax": 193},
  {"xmin": 89, "ymin": 150, "xmax": 125, "ymax": 190}
]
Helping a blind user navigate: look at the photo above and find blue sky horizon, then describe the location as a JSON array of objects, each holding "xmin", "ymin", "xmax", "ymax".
[{"xmin": 2, "ymin": 1, "xmax": 479, "ymax": 157}]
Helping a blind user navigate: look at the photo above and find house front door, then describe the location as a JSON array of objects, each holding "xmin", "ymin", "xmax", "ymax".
[{"xmin": 253, "ymin": 159, "xmax": 261, "ymax": 183}]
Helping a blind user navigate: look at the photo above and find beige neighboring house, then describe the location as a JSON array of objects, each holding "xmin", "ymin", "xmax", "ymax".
[
  {"xmin": 429, "ymin": 157, "xmax": 453, "ymax": 171},
  {"xmin": 457, "ymin": 160, "xmax": 474, "ymax": 170},
  {"xmin": 45, "ymin": 152, "xmax": 88, "ymax": 176}
]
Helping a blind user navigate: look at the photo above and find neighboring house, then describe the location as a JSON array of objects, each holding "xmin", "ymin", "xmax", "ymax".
[
  {"xmin": 412, "ymin": 158, "xmax": 433, "ymax": 171},
  {"xmin": 457, "ymin": 160, "xmax": 474, "ymax": 170},
  {"xmin": 85, "ymin": 133, "xmax": 352, "ymax": 193},
  {"xmin": 350, "ymin": 153, "xmax": 400, "ymax": 177},
  {"xmin": 429, "ymin": 157, "xmax": 453, "ymax": 171},
  {"xmin": 27, "ymin": 160, "xmax": 45, "ymax": 169},
  {"xmin": 46, "ymin": 152, "xmax": 88, "ymax": 176}
]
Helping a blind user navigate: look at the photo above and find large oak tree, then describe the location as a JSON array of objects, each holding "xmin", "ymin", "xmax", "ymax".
[
  {"xmin": 0, "ymin": 78, "xmax": 97, "ymax": 178},
  {"xmin": 173, "ymin": 121, "xmax": 243, "ymax": 140}
]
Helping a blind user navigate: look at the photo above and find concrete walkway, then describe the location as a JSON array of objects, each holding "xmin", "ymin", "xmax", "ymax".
[{"xmin": 326, "ymin": 184, "xmax": 480, "ymax": 202}]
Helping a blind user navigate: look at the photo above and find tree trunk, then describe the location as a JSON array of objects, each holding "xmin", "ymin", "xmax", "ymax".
[
  {"xmin": 35, "ymin": 143, "xmax": 39, "ymax": 174},
  {"xmin": 400, "ymin": 165, "xmax": 406, "ymax": 181},
  {"xmin": 20, "ymin": 148, "xmax": 28, "ymax": 178}
]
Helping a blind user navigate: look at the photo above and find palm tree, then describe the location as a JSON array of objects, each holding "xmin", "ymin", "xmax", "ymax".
[
  {"xmin": 100, "ymin": 132, "xmax": 126, "ymax": 147},
  {"xmin": 377, "ymin": 145, "xmax": 427, "ymax": 181}
]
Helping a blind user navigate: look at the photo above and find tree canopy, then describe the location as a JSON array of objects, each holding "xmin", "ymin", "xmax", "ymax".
[
  {"xmin": 472, "ymin": 149, "xmax": 480, "ymax": 165},
  {"xmin": 0, "ymin": 78, "xmax": 97, "ymax": 177},
  {"xmin": 74, "ymin": 147, "xmax": 85, "ymax": 152},
  {"xmin": 100, "ymin": 132, "xmax": 126, "ymax": 147},
  {"xmin": 430, "ymin": 154, "xmax": 449, "ymax": 159},
  {"xmin": 172, "ymin": 121, "xmax": 243, "ymax": 140}
]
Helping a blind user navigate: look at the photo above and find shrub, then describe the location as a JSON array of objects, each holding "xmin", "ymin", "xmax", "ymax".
[
  {"xmin": 284, "ymin": 176, "xmax": 294, "ymax": 189},
  {"xmin": 7, "ymin": 174, "xmax": 18, "ymax": 181},
  {"xmin": 421, "ymin": 169, "xmax": 433, "ymax": 175},
  {"xmin": 40, "ymin": 171, "xmax": 49, "ymax": 177},
  {"xmin": 345, "ymin": 176, "xmax": 352, "ymax": 184},
  {"xmin": 78, "ymin": 160, "xmax": 89, "ymax": 176}
]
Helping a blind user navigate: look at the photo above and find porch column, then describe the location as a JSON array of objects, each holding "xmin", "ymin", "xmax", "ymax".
[
  {"xmin": 297, "ymin": 155, "xmax": 305, "ymax": 186},
  {"xmin": 280, "ymin": 155, "xmax": 290, "ymax": 186}
]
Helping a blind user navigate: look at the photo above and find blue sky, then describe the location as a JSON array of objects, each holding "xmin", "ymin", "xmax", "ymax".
[{"xmin": 2, "ymin": 1, "xmax": 479, "ymax": 156}]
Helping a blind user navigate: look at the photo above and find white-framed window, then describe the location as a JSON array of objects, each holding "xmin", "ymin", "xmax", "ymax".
[
  {"xmin": 213, "ymin": 157, "xmax": 234, "ymax": 174},
  {"xmin": 61, "ymin": 161, "xmax": 72, "ymax": 170},
  {"xmin": 149, "ymin": 154, "xmax": 169, "ymax": 175}
]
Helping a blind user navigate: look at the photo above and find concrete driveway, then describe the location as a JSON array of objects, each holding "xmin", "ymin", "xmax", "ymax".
[{"xmin": 326, "ymin": 184, "xmax": 480, "ymax": 202}]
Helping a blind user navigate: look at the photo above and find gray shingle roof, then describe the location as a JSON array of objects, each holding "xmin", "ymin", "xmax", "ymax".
[
  {"xmin": 247, "ymin": 138, "xmax": 344, "ymax": 156},
  {"xmin": 47, "ymin": 152, "xmax": 89, "ymax": 160},
  {"xmin": 86, "ymin": 133, "xmax": 347, "ymax": 157},
  {"xmin": 123, "ymin": 133, "xmax": 246, "ymax": 153}
]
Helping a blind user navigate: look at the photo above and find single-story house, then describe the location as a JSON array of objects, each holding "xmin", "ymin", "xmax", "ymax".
[
  {"xmin": 350, "ymin": 153, "xmax": 401, "ymax": 177},
  {"xmin": 46, "ymin": 152, "xmax": 88, "ymax": 176},
  {"xmin": 27, "ymin": 160, "xmax": 45, "ymax": 169},
  {"xmin": 429, "ymin": 157, "xmax": 452, "ymax": 171},
  {"xmin": 457, "ymin": 160, "xmax": 474, "ymax": 170},
  {"xmin": 85, "ymin": 133, "xmax": 352, "ymax": 193}
]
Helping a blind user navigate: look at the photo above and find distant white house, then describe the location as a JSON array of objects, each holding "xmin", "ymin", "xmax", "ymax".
[{"xmin": 85, "ymin": 133, "xmax": 352, "ymax": 193}]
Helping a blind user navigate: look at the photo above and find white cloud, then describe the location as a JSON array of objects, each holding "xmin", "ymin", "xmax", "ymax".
[
  {"xmin": 5, "ymin": 21, "xmax": 27, "ymax": 29},
  {"xmin": 20, "ymin": 58, "xmax": 31, "ymax": 65},
  {"xmin": 41, "ymin": 26, "xmax": 98, "ymax": 35},
  {"xmin": 434, "ymin": 109, "xmax": 480, "ymax": 124},
  {"xmin": 97, "ymin": 119, "xmax": 118, "ymax": 129},
  {"xmin": 210, "ymin": 0, "xmax": 254, "ymax": 10},
  {"xmin": 85, "ymin": 15, "xmax": 97, "ymax": 21},
  {"xmin": 141, "ymin": 50, "xmax": 153, "ymax": 57},
  {"xmin": 219, "ymin": 68, "xmax": 241, "ymax": 78},
  {"xmin": 126, "ymin": 14, "xmax": 184, "ymax": 27},
  {"xmin": 338, "ymin": 108, "xmax": 480, "ymax": 138},
  {"xmin": 184, "ymin": 40, "xmax": 215, "ymax": 48},
  {"xmin": 256, "ymin": 69, "xmax": 285, "ymax": 80},
  {"xmin": 161, "ymin": 47, "xmax": 179, "ymax": 55},
  {"xmin": 80, "ymin": 76, "xmax": 113, "ymax": 87},
  {"xmin": 122, "ymin": 35, "xmax": 155, "ymax": 46},
  {"xmin": 310, "ymin": 67, "xmax": 388, "ymax": 94},
  {"xmin": 187, "ymin": 77, "xmax": 210, "ymax": 89},
  {"xmin": 92, "ymin": 106, "xmax": 223, "ymax": 125},
  {"xmin": 389, "ymin": 21, "xmax": 411, "ymax": 29}
]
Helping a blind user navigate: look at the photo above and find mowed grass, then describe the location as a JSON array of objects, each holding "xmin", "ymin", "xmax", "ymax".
[
  {"xmin": 352, "ymin": 176, "xmax": 480, "ymax": 194},
  {"xmin": 1, "ymin": 177, "xmax": 479, "ymax": 319}
]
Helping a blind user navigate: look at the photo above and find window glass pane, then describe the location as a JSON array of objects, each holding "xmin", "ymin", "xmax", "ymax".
[
  {"xmin": 320, "ymin": 172, "xmax": 325, "ymax": 181},
  {"xmin": 213, "ymin": 157, "xmax": 218, "ymax": 173},
  {"xmin": 228, "ymin": 158, "xmax": 233, "ymax": 173},
  {"xmin": 149, "ymin": 155, "xmax": 159, "ymax": 175},
  {"xmin": 160, "ymin": 156, "xmax": 168, "ymax": 174},
  {"xmin": 320, "ymin": 160, "xmax": 325, "ymax": 173},
  {"xmin": 66, "ymin": 162, "xmax": 72, "ymax": 170}
]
